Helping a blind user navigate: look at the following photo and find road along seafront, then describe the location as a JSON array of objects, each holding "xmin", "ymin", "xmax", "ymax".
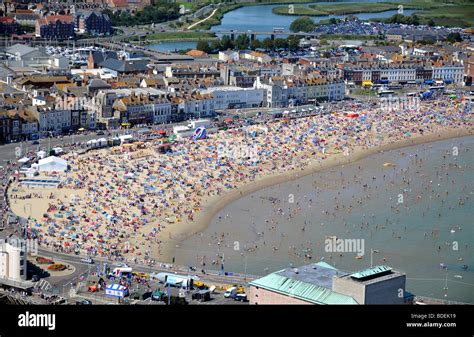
[{"xmin": 7, "ymin": 98, "xmax": 473, "ymax": 269}]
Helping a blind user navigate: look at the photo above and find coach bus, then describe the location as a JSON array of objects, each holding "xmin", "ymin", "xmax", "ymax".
[{"xmin": 377, "ymin": 90, "xmax": 395, "ymax": 97}]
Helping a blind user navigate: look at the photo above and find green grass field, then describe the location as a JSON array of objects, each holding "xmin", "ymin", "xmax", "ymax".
[
  {"xmin": 273, "ymin": 0, "xmax": 442, "ymax": 16},
  {"xmin": 270, "ymin": 0, "xmax": 474, "ymax": 27}
]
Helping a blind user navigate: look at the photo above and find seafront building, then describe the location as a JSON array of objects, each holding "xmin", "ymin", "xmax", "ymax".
[
  {"xmin": 0, "ymin": 6, "xmax": 472, "ymax": 141},
  {"xmin": 249, "ymin": 263, "xmax": 411, "ymax": 305},
  {"xmin": 0, "ymin": 234, "xmax": 28, "ymax": 283}
]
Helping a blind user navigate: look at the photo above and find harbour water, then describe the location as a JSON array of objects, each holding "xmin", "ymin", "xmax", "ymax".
[
  {"xmin": 172, "ymin": 136, "xmax": 474, "ymax": 303},
  {"xmin": 148, "ymin": 41, "xmax": 198, "ymax": 53},
  {"xmin": 212, "ymin": 2, "xmax": 416, "ymax": 34},
  {"xmin": 148, "ymin": 1, "xmax": 417, "ymax": 52}
]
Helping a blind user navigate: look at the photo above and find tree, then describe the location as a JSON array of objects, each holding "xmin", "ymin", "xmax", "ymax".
[
  {"xmin": 287, "ymin": 35, "xmax": 300, "ymax": 51},
  {"xmin": 427, "ymin": 18, "xmax": 435, "ymax": 27},
  {"xmin": 387, "ymin": 14, "xmax": 404, "ymax": 24},
  {"xmin": 447, "ymin": 32, "xmax": 462, "ymax": 43},
  {"xmin": 274, "ymin": 38, "xmax": 288, "ymax": 50},
  {"xmin": 210, "ymin": 40, "xmax": 222, "ymax": 52},
  {"xmin": 251, "ymin": 39, "xmax": 262, "ymax": 50},
  {"xmin": 106, "ymin": 1, "xmax": 180, "ymax": 26},
  {"xmin": 235, "ymin": 34, "xmax": 250, "ymax": 50},
  {"xmin": 196, "ymin": 41, "xmax": 211, "ymax": 53},
  {"xmin": 262, "ymin": 37, "xmax": 274, "ymax": 51},
  {"xmin": 220, "ymin": 35, "xmax": 234, "ymax": 50},
  {"xmin": 290, "ymin": 16, "xmax": 315, "ymax": 33},
  {"xmin": 387, "ymin": 13, "xmax": 420, "ymax": 26}
]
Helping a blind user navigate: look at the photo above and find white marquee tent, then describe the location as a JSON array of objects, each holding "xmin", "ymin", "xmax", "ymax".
[{"xmin": 32, "ymin": 156, "xmax": 68, "ymax": 172}]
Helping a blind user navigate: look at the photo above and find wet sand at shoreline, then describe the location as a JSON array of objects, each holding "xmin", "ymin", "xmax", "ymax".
[
  {"xmin": 161, "ymin": 128, "xmax": 473, "ymax": 257},
  {"xmin": 172, "ymin": 135, "xmax": 474, "ymax": 303},
  {"xmin": 7, "ymin": 99, "xmax": 473, "ymax": 277}
]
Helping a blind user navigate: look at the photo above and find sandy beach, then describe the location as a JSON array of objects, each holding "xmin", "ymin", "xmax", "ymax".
[
  {"xmin": 159, "ymin": 127, "xmax": 474, "ymax": 259},
  {"xmin": 7, "ymin": 98, "xmax": 473, "ymax": 265}
]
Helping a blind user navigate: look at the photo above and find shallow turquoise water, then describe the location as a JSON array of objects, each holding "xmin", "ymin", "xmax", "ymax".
[{"xmin": 172, "ymin": 136, "xmax": 474, "ymax": 303}]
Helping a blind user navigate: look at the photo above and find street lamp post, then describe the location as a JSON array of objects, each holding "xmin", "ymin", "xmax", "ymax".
[
  {"xmin": 244, "ymin": 256, "xmax": 248, "ymax": 282},
  {"xmin": 370, "ymin": 249, "xmax": 379, "ymax": 268}
]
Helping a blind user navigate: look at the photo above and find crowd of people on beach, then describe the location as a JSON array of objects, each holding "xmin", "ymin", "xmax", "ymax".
[{"xmin": 7, "ymin": 96, "xmax": 473, "ymax": 267}]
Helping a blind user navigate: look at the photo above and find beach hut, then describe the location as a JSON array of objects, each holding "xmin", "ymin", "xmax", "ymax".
[
  {"xmin": 97, "ymin": 138, "xmax": 108, "ymax": 148},
  {"xmin": 119, "ymin": 135, "xmax": 134, "ymax": 145},
  {"xmin": 86, "ymin": 139, "xmax": 98, "ymax": 149}
]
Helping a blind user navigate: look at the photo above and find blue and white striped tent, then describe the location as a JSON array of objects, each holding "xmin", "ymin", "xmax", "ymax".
[{"xmin": 105, "ymin": 284, "xmax": 129, "ymax": 298}]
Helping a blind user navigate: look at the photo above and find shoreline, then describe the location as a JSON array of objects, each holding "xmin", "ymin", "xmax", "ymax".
[{"xmin": 158, "ymin": 127, "xmax": 474, "ymax": 260}]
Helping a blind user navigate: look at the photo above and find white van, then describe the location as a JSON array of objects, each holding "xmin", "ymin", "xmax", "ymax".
[{"xmin": 224, "ymin": 287, "xmax": 237, "ymax": 298}]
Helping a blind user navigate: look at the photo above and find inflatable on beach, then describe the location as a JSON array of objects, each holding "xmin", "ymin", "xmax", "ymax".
[
  {"xmin": 346, "ymin": 113, "xmax": 359, "ymax": 118},
  {"xmin": 194, "ymin": 127, "xmax": 207, "ymax": 139}
]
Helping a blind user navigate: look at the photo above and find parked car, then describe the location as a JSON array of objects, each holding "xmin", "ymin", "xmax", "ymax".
[
  {"xmin": 88, "ymin": 285, "xmax": 99, "ymax": 292},
  {"xmin": 192, "ymin": 289, "xmax": 211, "ymax": 302},
  {"xmin": 151, "ymin": 289, "xmax": 166, "ymax": 301},
  {"xmin": 96, "ymin": 131, "xmax": 105, "ymax": 135},
  {"xmin": 31, "ymin": 140, "xmax": 39, "ymax": 145},
  {"xmin": 32, "ymin": 275, "xmax": 40, "ymax": 282},
  {"xmin": 234, "ymin": 293, "xmax": 248, "ymax": 302},
  {"xmin": 224, "ymin": 287, "xmax": 237, "ymax": 298},
  {"xmin": 81, "ymin": 257, "xmax": 94, "ymax": 264},
  {"xmin": 76, "ymin": 300, "xmax": 92, "ymax": 305}
]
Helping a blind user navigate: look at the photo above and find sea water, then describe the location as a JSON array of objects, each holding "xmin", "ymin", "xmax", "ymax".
[{"xmin": 173, "ymin": 136, "xmax": 474, "ymax": 303}]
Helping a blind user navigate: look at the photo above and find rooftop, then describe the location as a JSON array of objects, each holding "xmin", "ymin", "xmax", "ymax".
[
  {"xmin": 38, "ymin": 15, "xmax": 74, "ymax": 25},
  {"xmin": 249, "ymin": 262, "xmax": 357, "ymax": 305},
  {"xmin": 350, "ymin": 265, "xmax": 392, "ymax": 280}
]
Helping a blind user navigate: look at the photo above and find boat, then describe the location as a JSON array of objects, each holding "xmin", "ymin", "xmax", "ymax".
[
  {"xmin": 383, "ymin": 162, "xmax": 396, "ymax": 167},
  {"xmin": 355, "ymin": 255, "xmax": 363, "ymax": 260},
  {"xmin": 450, "ymin": 229, "xmax": 456, "ymax": 233},
  {"xmin": 454, "ymin": 275, "xmax": 463, "ymax": 279}
]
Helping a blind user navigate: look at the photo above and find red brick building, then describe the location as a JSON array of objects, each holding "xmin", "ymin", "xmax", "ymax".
[
  {"xmin": 464, "ymin": 56, "xmax": 474, "ymax": 80},
  {"xmin": 35, "ymin": 15, "xmax": 75, "ymax": 39},
  {"xmin": 0, "ymin": 16, "xmax": 20, "ymax": 35}
]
